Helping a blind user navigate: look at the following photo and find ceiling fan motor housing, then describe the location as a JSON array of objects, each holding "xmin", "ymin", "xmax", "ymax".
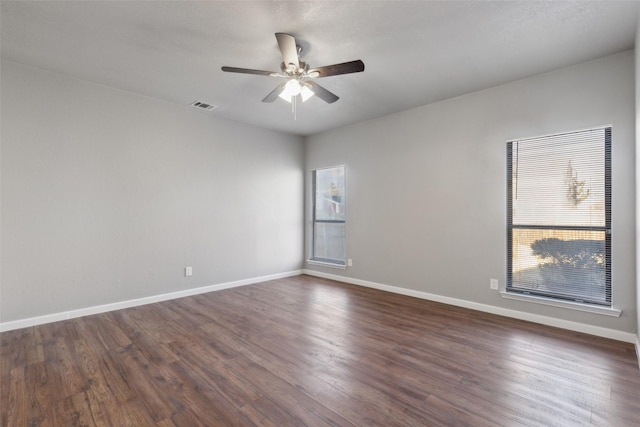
[{"xmin": 281, "ymin": 60, "xmax": 309, "ymax": 76}]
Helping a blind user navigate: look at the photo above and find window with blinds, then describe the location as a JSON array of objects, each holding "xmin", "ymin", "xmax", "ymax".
[
  {"xmin": 311, "ymin": 166, "xmax": 346, "ymax": 266},
  {"xmin": 507, "ymin": 127, "xmax": 611, "ymax": 306}
]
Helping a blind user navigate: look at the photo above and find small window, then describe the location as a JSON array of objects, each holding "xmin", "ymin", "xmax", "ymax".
[
  {"xmin": 507, "ymin": 127, "xmax": 611, "ymax": 306},
  {"xmin": 311, "ymin": 166, "xmax": 346, "ymax": 266}
]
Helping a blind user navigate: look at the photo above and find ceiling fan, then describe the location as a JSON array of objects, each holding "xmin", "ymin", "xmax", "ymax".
[{"xmin": 222, "ymin": 33, "xmax": 364, "ymax": 107}]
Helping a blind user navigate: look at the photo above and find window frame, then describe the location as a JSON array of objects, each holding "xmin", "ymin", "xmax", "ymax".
[
  {"xmin": 506, "ymin": 126, "xmax": 612, "ymax": 307},
  {"xmin": 309, "ymin": 165, "xmax": 346, "ymax": 267}
]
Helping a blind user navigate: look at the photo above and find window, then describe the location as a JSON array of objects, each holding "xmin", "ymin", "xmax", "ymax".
[
  {"xmin": 311, "ymin": 166, "xmax": 346, "ymax": 266},
  {"xmin": 507, "ymin": 127, "xmax": 611, "ymax": 306}
]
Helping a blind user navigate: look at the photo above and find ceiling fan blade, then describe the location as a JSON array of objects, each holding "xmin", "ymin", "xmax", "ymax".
[
  {"xmin": 262, "ymin": 82, "xmax": 288, "ymax": 102},
  {"xmin": 275, "ymin": 33, "xmax": 299, "ymax": 69},
  {"xmin": 306, "ymin": 81, "xmax": 339, "ymax": 104},
  {"xmin": 308, "ymin": 60, "xmax": 365, "ymax": 78},
  {"xmin": 221, "ymin": 66, "xmax": 279, "ymax": 77}
]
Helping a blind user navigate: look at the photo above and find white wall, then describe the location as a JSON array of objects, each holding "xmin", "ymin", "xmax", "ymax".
[
  {"xmin": 1, "ymin": 60, "xmax": 304, "ymax": 323},
  {"xmin": 306, "ymin": 51, "xmax": 636, "ymax": 334}
]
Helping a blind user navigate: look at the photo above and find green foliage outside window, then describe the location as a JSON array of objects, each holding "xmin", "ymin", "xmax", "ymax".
[{"xmin": 530, "ymin": 238, "xmax": 605, "ymax": 290}]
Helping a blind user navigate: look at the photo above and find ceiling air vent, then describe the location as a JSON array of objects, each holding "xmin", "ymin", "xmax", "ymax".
[{"xmin": 190, "ymin": 101, "xmax": 217, "ymax": 111}]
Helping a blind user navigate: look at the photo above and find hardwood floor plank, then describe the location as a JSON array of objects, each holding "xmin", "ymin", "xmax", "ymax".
[
  {"xmin": 94, "ymin": 347, "xmax": 143, "ymax": 405},
  {"xmin": 225, "ymin": 343, "xmax": 410, "ymax": 426},
  {"xmin": 91, "ymin": 395, "xmax": 159, "ymax": 426},
  {"xmin": 111, "ymin": 344, "xmax": 181, "ymax": 422},
  {"xmin": 42, "ymin": 335, "xmax": 87, "ymax": 401},
  {"xmin": 168, "ymin": 360, "xmax": 259, "ymax": 427},
  {"xmin": 226, "ymin": 355, "xmax": 355, "ymax": 427},
  {"xmin": 1, "ymin": 329, "xmax": 29, "ymax": 370},
  {"xmin": 109, "ymin": 310, "xmax": 181, "ymax": 365},
  {"xmin": 423, "ymin": 393, "xmax": 498, "ymax": 427},
  {"xmin": 166, "ymin": 340, "xmax": 262, "ymax": 408},
  {"xmin": 23, "ymin": 361, "xmax": 50, "ymax": 425},
  {"xmin": 4, "ymin": 365, "xmax": 28, "ymax": 426},
  {"xmin": 2, "ymin": 275, "xmax": 639, "ymax": 426},
  {"xmin": 74, "ymin": 314, "xmax": 132, "ymax": 352},
  {"xmin": 155, "ymin": 418, "xmax": 177, "ymax": 427}
]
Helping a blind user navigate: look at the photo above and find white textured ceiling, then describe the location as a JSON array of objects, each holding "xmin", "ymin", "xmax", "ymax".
[{"xmin": 2, "ymin": 1, "xmax": 638, "ymax": 136}]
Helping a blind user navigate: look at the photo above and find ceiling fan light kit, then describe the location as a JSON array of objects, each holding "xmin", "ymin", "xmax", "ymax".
[
  {"xmin": 222, "ymin": 33, "xmax": 364, "ymax": 117},
  {"xmin": 278, "ymin": 79, "xmax": 314, "ymax": 103}
]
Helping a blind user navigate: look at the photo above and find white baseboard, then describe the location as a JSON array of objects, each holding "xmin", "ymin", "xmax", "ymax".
[
  {"xmin": 3, "ymin": 268, "xmax": 636, "ymax": 350},
  {"xmin": 0, "ymin": 270, "xmax": 303, "ymax": 332},
  {"xmin": 303, "ymin": 269, "xmax": 637, "ymax": 344}
]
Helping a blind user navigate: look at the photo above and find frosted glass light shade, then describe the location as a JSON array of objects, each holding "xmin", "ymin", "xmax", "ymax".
[
  {"xmin": 300, "ymin": 85, "xmax": 314, "ymax": 102},
  {"xmin": 279, "ymin": 79, "xmax": 301, "ymax": 102},
  {"xmin": 278, "ymin": 79, "xmax": 314, "ymax": 103}
]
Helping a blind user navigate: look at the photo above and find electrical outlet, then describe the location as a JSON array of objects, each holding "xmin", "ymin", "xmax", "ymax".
[
  {"xmin": 185, "ymin": 266, "xmax": 193, "ymax": 277},
  {"xmin": 347, "ymin": 258, "xmax": 353, "ymax": 267},
  {"xmin": 490, "ymin": 278, "xmax": 499, "ymax": 290}
]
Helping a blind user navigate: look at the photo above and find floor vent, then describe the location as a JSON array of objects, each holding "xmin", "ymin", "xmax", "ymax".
[{"xmin": 190, "ymin": 101, "xmax": 217, "ymax": 111}]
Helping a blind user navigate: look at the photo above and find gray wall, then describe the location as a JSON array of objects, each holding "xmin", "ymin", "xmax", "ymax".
[
  {"xmin": 636, "ymin": 11, "xmax": 640, "ymax": 345},
  {"xmin": 306, "ymin": 51, "xmax": 637, "ymax": 334},
  {"xmin": 1, "ymin": 60, "xmax": 304, "ymax": 322}
]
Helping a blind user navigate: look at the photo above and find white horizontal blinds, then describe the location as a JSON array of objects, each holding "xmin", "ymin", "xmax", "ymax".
[
  {"xmin": 510, "ymin": 229, "xmax": 609, "ymax": 304},
  {"xmin": 512, "ymin": 128, "xmax": 606, "ymax": 227},
  {"xmin": 507, "ymin": 127, "xmax": 611, "ymax": 306},
  {"xmin": 314, "ymin": 167, "xmax": 345, "ymax": 222}
]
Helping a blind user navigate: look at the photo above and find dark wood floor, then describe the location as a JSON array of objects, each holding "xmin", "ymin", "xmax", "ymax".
[{"xmin": 2, "ymin": 275, "xmax": 639, "ymax": 426}]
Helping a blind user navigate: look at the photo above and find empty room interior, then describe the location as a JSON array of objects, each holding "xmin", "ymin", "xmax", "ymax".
[{"xmin": 2, "ymin": 1, "xmax": 640, "ymax": 426}]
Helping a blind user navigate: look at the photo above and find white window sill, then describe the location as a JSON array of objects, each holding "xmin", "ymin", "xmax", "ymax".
[
  {"xmin": 306, "ymin": 259, "xmax": 346, "ymax": 270},
  {"xmin": 500, "ymin": 291, "xmax": 621, "ymax": 317}
]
